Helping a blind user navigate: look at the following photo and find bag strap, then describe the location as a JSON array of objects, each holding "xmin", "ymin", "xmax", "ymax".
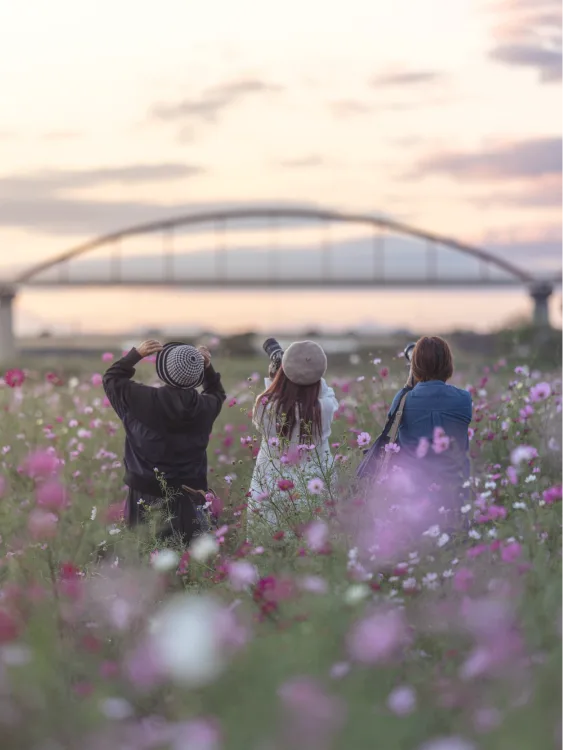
[
  {"xmin": 379, "ymin": 386, "xmax": 411, "ymax": 475},
  {"xmin": 388, "ymin": 388, "xmax": 410, "ymax": 444}
]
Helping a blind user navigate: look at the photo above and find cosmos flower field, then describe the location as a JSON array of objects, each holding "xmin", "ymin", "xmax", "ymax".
[{"xmin": 0, "ymin": 350, "xmax": 561, "ymax": 750}]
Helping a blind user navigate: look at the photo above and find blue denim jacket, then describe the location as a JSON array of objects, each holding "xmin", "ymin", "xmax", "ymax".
[{"xmin": 389, "ymin": 380, "xmax": 473, "ymax": 482}]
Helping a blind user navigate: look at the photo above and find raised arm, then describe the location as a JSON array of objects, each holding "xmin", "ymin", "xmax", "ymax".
[
  {"xmin": 200, "ymin": 363, "xmax": 227, "ymax": 421},
  {"xmin": 102, "ymin": 340, "xmax": 162, "ymax": 420}
]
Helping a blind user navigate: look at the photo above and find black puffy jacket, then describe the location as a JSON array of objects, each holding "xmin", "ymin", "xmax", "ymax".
[{"xmin": 102, "ymin": 349, "xmax": 226, "ymax": 496}]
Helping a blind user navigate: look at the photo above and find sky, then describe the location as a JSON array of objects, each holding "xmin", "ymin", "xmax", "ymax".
[{"xmin": 0, "ymin": 0, "xmax": 561, "ymax": 335}]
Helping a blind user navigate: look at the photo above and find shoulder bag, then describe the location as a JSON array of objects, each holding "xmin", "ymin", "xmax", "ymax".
[{"xmin": 356, "ymin": 385, "xmax": 412, "ymax": 482}]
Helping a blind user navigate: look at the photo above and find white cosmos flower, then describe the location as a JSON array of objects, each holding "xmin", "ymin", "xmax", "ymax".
[
  {"xmin": 151, "ymin": 549, "xmax": 180, "ymax": 572},
  {"xmin": 190, "ymin": 534, "xmax": 220, "ymax": 563},
  {"xmin": 343, "ymin": 584, "xmax": 370, "ymax": 605},
  {"xmin": 149, "ymin": 594, "xmax": 224, "ymax": 687},
  {"xmin": 99, "ymin": 697, "xmax": 133, "ymax": 720}
]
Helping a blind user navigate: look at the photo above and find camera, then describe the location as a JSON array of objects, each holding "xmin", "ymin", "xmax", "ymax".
[
  {"xmin": 263, "ymin": 337, "xmax": 283, "ymax": 360},
  {"xmin": 404, "ymin": 342, "xmax": 416, "ymax": 364},
  {"xmin": 263, "ymin": 337, "xmax": 284, "ymax": 376}
]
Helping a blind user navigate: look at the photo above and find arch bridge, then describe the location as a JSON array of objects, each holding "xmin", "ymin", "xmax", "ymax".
[{"xmin": 0, "ymin": 206, "xmax": 559, "ymax": 362}]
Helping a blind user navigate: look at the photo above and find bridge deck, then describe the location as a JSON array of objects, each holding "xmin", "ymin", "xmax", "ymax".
[{"xmin": 19, "ymin": 277, "xmax": 530, "ymax": 289}]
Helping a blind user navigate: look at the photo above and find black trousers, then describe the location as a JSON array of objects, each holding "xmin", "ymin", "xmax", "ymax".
[{"xmin": 125, "ymin": 486, "xmax": 211, "ymax": 545}]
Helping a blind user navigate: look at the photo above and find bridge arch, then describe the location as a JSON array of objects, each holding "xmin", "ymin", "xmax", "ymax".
[{"xmin": 15, "ymin": 206, "xmax": 535, "ymax": 285}]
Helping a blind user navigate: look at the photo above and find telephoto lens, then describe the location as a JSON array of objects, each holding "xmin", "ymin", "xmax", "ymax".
[
  {"xmin": 263, "ymin": 337, "xmax": 283, "ymax": 359},
  {"xmin": 263, "ymin": 337, "xmax": 284, "ymax": 378},
  {"xmin": 404, "ymin": 342, "xmax": 416, "ymax": 364}
]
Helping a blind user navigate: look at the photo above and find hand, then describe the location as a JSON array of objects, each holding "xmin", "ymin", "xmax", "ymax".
[
  {"xmin": 197, "ymin": 345, "xmax": 212, "ymax": 369},
  {"xmin": 268, "ymin": 350, "xmax": 283, "ymax": 379},
  {"xmin": 136, "ymin": 339, "xmax": 163, "ymax": 358}
]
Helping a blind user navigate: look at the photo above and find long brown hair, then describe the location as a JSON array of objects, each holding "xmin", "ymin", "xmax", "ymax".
[{"xmin": 256, "ymin": 368, "xmax": 322, "ymax": 442}]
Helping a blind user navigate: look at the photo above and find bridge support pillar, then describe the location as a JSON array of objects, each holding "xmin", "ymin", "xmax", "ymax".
[
  {"xmin": 0, "ymin": 286, "xmax": 17, "ymax": 366},
  {"xmin": 530, "ymin": 282, "xmax": 553, "ymax": 328}
]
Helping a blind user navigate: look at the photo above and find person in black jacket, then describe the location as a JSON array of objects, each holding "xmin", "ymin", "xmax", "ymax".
[{"xmin": 102, "ymin": 338, "xmax": 226, "ymax": 544}]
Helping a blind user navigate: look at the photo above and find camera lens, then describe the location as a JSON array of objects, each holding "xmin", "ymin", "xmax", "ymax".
[
  {"xmin": 263, "ymin": 338, "xmax": 283, "ymax": 359},
  {"xmin": 404, "ymin": 343, "xmax": 416, "ymax": 363}
]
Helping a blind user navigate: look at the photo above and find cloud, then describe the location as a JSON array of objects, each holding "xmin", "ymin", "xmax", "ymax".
[
  {"xmin": 371, "ymin": 70, "xmax": 443, "ymax": 87},
  {"xmin": 152, "ymin": 78, "xmax": 283, "ymax": 123},
  {"xmin": 489, "ymin": 0, "xmax": 562, "ymax": 82},
  {"xmin": 473, "ymin": 174, "xmax": 561, "ymax": 208},
  {"xmin": 330, "ymin": 100, "xmax": 372, "ymax": 118},
  {"xmin": 414, "ymin": 136, "xmax": 561, "ymax": 180},
  {"xmin": 0, "ymin": 163, "xmax": 207, "ymax": 235},
  {"xmin": 278, "ymin": 156, "xmax": 325, "ymax": 168},
  {"xmin": 0, "ymin": 183, "xmax": 323, "ymax": 236},
  {"xmin": 0, "ymin": 163, "xmax": 204, "ymax": 197}
]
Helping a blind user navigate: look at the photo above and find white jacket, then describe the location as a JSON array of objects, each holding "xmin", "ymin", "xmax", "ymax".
[{"xmin": 248, "ymin": 377, "xmax": 339, "ymax": 525}]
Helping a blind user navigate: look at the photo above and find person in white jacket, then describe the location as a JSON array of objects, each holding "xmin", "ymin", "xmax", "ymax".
[{"xmin": 248, "ymin": 340, "xmax": 339, "ymax": 531}]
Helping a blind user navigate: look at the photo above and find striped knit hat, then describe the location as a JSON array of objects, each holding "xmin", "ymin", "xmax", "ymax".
[{"xmin": 155, "ymin": 341, "xmax": 205, "ymax": 389}]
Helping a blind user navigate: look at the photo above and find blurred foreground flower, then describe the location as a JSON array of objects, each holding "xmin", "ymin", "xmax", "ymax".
[
  {"xmin": 347, "ymin": 607, "xmax": 410, "ymax": 664},
  {"xmin": 190, "ymin": 534, "xmax": 220, "ymax": 563},
  {"xmin": 150, "ymin": 549, "xmax": 180, "ymax": 572},
  {"xmin": 4, "ymin": 368, "xmax": 25, "ymax": 387},
  {"xmin": 24, "ymin": 449, "xmax": 60, "ymax": 479},
  {"xmin": 149, "ymin": 594, "xmax": 226, "ymax": 687},
  {"xmin": 278, "ymin": 676, "xmax": 346, "ymax": 750}
]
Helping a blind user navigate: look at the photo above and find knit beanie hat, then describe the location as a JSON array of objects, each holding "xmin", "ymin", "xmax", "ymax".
[
  {"xmin": 155, "ymin": 342, "xmax": 205, "ymax": 389},
  {"xmin": 281, "ymin": 341, "xmax": 327, "ymax": 386}
]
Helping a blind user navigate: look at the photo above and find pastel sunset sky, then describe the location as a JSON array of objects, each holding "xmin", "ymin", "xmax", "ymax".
[{"xmin": 0, "ymin": 0, "xmax": 561, "ymax": 335}]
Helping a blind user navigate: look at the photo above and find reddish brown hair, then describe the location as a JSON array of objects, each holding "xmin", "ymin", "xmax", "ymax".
[
  {"xmin": 255, "ymin": 368, "xmax": 322, "ymax": 442},
  {"xmin": 411, "ymin": 336, "xmax": 454, "ymax": 383}
]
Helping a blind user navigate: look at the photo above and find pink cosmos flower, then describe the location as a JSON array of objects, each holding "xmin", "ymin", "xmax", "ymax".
[
  {"xmin": 529, "ymin": 381, "xmax": 551, "ymax": 402},
  {"xmin": 519, "ymin": 404, "xmax": 534, "ymax": 420},
  {"xmin": 387, "ymin": 685, "xmax": 416, "ymax": 716},
  {"xmin": 501, "ymin": 541, "xmax": 522, "ymax": 563},
  {"xmin": 172, "ymin": 718, "xmax": 222, "ymax": 750},
  {"xmin": 124, "ymin": 639, "xmax": 166, "ymax": 691},
  {"xmin": 357, "ymin": 432, "xmax": 371, "ymax": 448},
  {"xmin": 4, "ymin": 368, "xmax": 25, "ymax": 388},
  {"xmin": 453, "ymin": 568, "xmax": 474, "ymax": 592},
  {"xmin": 277, "ymin": 478, "xmax": 295, "ymax": 492},
  {"xmin": 304, "ymin": 520, "xmax": 329, "ymax": 552},
  {"xmin": 416, "ymin": 437, "xmax": 430, "ymax": 458},
  {"xmin": 506, "ymin": 465, "xmax": 518, "ymax": 485},
  {"xmin": 510, "ymin": 445, "xmax": 538, "ymax": 466},
  {"xmin": 36, "ymin": 479, "xmax": 70, "ymax": 512},
  {"xmin": 101, "ymin": 352, "xmax": 114, "ymax": 362},
  {"xmin": 432, "ymin": 427, "xmax": 450, "ymax": 454},
  {"xmin": 280, "ymin": 445, "xmax": 301, "ymax": 466},
  {"xmin": 380, "ymin": 367, "xmax": 389, "ymax": 378},
  {"xmin": 543, "ymin": 485, "xmax": 562, "ymax": 504},
  {"xmin": 307, "ymin": 477, "xmax": 325, "ymax": 495},
  {"xmin": 347, "ymin": 608, "xmax": 409, "ymax": 664},
  {"xmin": 227, "ymin": 561, "xmax": 259, "ymax": 591},
  {"xmin": 278, "ymin": 676, "xmax": 347, "ymax": 750},
  {"xmin": 91, "ymin": 373, "xmax": 103, "ymax": 387},
  {"xmin": 385, "ymin": 442, "xmax": 400, "ymax": 454},
  {"xmin": 28, "ymin": 509, "xmax": 58, "ymax": 540}
]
